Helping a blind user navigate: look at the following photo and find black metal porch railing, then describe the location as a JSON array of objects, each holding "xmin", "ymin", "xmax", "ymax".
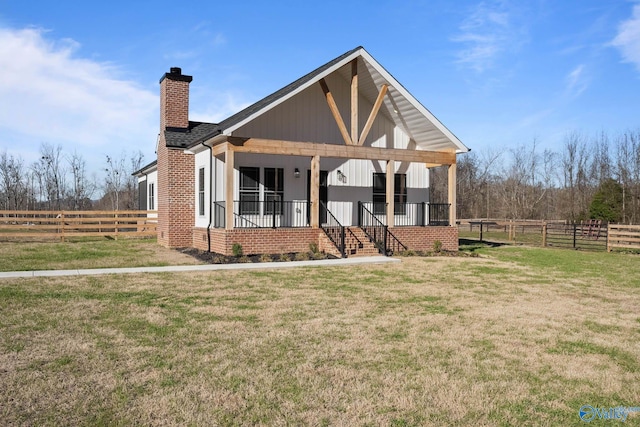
[
  {"xmin": 319, "ymin": 202, "xmax": 345, "ymax": 258},
  {"xmin": 428, "ymin": 203, "xmax": 450, "ymax": 226},
  {"xmin": 361, "ymin": 201, "xmax": 450, "ymax": 226},
  {"xmin": 213, "ymin": 200, "xmax": 309, "ymax": 228}
]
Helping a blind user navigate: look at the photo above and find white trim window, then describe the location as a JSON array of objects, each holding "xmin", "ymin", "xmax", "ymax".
[
  {"xmin": 148, "ymin": 182, "xmax": 155, "ymax": 210},
  {"xmin": 198, "ymin": 167, "xmax": 205, "ymax": 216}
]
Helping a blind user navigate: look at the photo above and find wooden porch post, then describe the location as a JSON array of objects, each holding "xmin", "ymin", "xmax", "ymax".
[
  {"xmin": 225, "ymin": 147, "xmax": 234, "ymax": 230},
  {"xmin": 386, "ymin": 160, "xmax": 395, "ymax": 226},
  {"xmin": 351, "ymin": 59, "xmax": 358, "ymax": 145},
  {"xmin": 310, "ymin": 155, "xmax": 320, "ymax": 228},
  {"xmin": 448, "ymin": 162, "xmax": 457, "ymax": 227}
]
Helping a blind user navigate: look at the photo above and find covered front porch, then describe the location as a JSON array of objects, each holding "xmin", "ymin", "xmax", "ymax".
[{"xmin": 194, "ymin": 138, "xmax": 459, "ymax": 257}]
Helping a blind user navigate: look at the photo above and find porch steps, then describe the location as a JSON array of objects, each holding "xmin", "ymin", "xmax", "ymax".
[{"xmin": 345, "ymin": 227, "xmax": 381, "ymax": 257}]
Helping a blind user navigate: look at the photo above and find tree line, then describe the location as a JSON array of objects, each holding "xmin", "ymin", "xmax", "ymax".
[
  {"xmin": 431, "ymin": 129, "xmax": 640, "ymax": 223},
  {"xmin": 0, "ymin": 143, "xmax": 144, "ymax": 211}
]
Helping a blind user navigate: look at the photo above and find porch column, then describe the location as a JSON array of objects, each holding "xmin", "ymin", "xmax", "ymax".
[
  {"xmin": 225, "ymin": 147, "xmax": 234, "ymax": 230},
  {"xmin": 448, "ymin": 162, "xmax": 457, "ymax": 227},
  {"xmin": 386, "ymin": 160, "xmax": 394, "ymax": 226},
  {"xmin": 310, "ymin": 155, "xmax": 320, "ymax": 228}
]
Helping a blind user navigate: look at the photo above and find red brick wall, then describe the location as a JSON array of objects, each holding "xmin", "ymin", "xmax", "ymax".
[
  {"xmin": 389, "ymin": 226, "xmax": 458, "ymax": 252},
  {"xmin": 157, "ymin": 72, "xmax": 194, "ymax": 248},
  {"xmin": 194, "ymin": 227, "xmax": 321, "ymax": 256}
]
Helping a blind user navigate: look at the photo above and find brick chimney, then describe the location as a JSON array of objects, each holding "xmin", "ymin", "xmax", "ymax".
[
  {"xmin": 157, "ymin": 67, "xmax": 195, "ymax": 248},
  {"xmin": 159, "ymin": 67, "xmax": 193, "ymax": 130}
]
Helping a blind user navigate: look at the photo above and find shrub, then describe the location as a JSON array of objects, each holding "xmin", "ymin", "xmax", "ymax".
[
  {"xmin": 308, "ymin": 242, "xmax": 320, "ymax": 254},
  {"xmin": 259, "ymin": 253, "xmax": 273, "ymax": 263},
  {"xmin": 278, "ymin": 253, "xmax": 291, "ymax": 262},
  {"xmin": 433, "ymin": 240, "xmax": 443, "ymax": 253},
  {"xmin": 232, "ymin": 243, "xmax": 243, "ymax": 257},
  {"xmin": 295, "ymin": 252, "xmax": 310, "ymax": 261},
  {"xmin": 238, "ymin": 255, "xmax": 251, "ymax": 263}
]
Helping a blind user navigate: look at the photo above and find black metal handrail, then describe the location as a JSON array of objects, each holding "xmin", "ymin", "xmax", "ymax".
[
  {"xmin": 358, "ymin": 201, "xmax": 388, "ymax": 255},
  {"xmin": 320, "ymin": 202, "xmax": 345, "ymax": 258},
  {"xmin": 358, "ymin": 201, "xmax": 408, "ymax": 255}
]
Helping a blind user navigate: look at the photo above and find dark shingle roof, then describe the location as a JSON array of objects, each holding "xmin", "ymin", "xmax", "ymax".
[
  {"xmin": 173, "ymin": 46, "xmax": 363, "ymax": 150},
  {"xmin": 214, "ymin": 46, "xmax": 363, "ymax": 133},
  {"xmin": 132, "ymin": 159, "xmax": 157, "ymax": 177},
  {"xmin": 165, "ymin": 121, "xmax": 221, "ymax": 149}
]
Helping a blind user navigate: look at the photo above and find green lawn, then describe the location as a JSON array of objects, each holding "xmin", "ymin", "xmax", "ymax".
[
  {"xmin": 0, "ymin": 238, "xmax": 201, "ymax": 271},
  {"xmin": 1, "ymin": 244, "xmax": 639, "ymax": 425}
]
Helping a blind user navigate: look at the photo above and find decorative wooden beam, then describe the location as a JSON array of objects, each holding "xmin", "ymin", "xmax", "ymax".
[
  {"xmin": 351, "ymin": 59, "xmax": 358, "ymax": 145},
  {"xmin": 358, "ymin": 84, "xmax": 388, "ymax": 146},
  {"xmin": 225, "ymin": 146, "xmax": 235, "ymax": 230},
  {"xmin": 227, "ymin": 137, "xmax": 456, "ymax": 164},
  {"xmin": 310, "ymin": 155, "xmax": 320, "ymax": 228},
  {"xmin": 386, "ymin": 160, "xmax": 395, "ymax": 227},
  {"xmin": 319, "ymin": 78, "xmax": 353, "ymax": 146}
]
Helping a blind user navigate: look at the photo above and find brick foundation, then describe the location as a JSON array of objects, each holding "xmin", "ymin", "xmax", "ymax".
[
  {"xmin": 191, "ymin": 226, "xmax": 457, "ymax": 255},
  {"xmin": 193, "ymin": 227, "xmax": 321, "ymax": 256},
  {"xmin": 389, "ymin": 226, "xmax": 458, "ymax": 252}
]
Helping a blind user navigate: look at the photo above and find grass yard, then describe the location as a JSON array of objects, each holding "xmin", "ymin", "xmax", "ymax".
[
  {"xmin": 0, "ymin": 238, "xmax": 201, "ymax": 271},
  {"xmin": 1, "ymin": 244, "xmax": 639, "ymax": 425}
]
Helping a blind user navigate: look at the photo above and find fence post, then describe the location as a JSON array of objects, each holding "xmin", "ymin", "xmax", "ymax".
[
  {"xmin": 573, "ymin": 223, "xmax": 577, "ymax": 249},
  {"xmin": 60, "ymin": 211, "xmax": 65, "ymax": 242},
  {"xmin": 115, "ymin": 212, "xmax": 119, "ymax": 241},
  {"xmin": 606, "ymin": 224, "xmax": 611, "ymax": 252},
  {"xmin": 542, "ymin": 221, "xmax": 547, "ymax": 247},
  {"xmin": 479, "ymin": 220, "xmax": 483, "ymax": 242}
]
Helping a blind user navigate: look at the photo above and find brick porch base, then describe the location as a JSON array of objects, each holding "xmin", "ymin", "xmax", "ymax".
[{"xmin": 192, "ymin": 226, "xmax": 458, "ymax": 256}]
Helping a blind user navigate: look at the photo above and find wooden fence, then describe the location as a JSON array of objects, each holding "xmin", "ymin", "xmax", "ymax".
[
  {"xmin": 0, "ymin": 210, "xmax": 157, "ymax": 241},
  {"xmin": 459, "ymin": 218, "xmax": 640, "ymax": 252},
  {"xmin": 607, "ymin": 224, "xmax": 640, "ymax": 252}
]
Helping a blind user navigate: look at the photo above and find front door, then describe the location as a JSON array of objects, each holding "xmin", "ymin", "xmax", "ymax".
[{"xmin": 307, "ymin": 170, "xmax": 328, "ymax": 225}]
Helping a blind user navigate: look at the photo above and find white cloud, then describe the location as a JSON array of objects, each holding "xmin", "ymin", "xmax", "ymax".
[
  {"xmin": 565, "ymin": 64, "xmax": 588, "ymax": 98},
  {"xmin": 611, "ymin": 3, "xmax": 640, "ymax": 72},
  {"xmin": 0, "ymin": 27, "xmax": 157, "ymax": 168},
  {"xmin": 452, "ymin": 1, "xmax": 527, "ymax": 72}
]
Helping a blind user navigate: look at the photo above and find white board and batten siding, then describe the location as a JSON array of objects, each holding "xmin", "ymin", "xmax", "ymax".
[{"xmin": 197, "ymin": 71, "xmax": 430, "ymax": 226}]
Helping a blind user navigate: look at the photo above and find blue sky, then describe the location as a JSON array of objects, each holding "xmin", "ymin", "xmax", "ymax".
[{"xmin": 1, "ymin": 0, "xmax": 639, "ymax": 175}]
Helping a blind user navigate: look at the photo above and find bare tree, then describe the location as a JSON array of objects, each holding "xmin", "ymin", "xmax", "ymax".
[
  {"xmin": 68, "ymin": 151, "xmax": 95, "ymax": 210},
  {"xmin": 36, "ymin": 143, "xmax": 67, "ymax": 210},
  {"xmin": 0, "ymin": 150, "xmax": 29, "ymax": 210},
  {"xmin": 103, "ymin": 151, "xmax": 144, "ymax": 210}
]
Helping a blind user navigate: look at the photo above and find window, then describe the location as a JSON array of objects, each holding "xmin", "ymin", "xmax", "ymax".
[
  {"xmin": 264, "ymin": 168, "xmax": 284, "ymax": 214},
  {"xmin": 372, "ymin": 173, "xmax": 407, "ymax": 215},
  {"xmin": 239, "ymin": 167, "xmax": 259, "ymax": 215},
  {"xmin": 394, "ymin": 174, "xmax": 407, "ymax": 215},
  {"xmin": 148, "ymin": 182, "xmax": 155, "ymax": 210},
  {"xmin": 198, "ymin": 167, "xmax": 205, "ymax": 216},
  {"xmin": 372, "ymin": 173, "xmax": 386, "ymax": 215}
]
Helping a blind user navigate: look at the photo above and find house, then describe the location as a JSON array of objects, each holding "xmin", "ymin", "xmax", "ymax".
[{"xmin": 134, "ymin": 46, "xmax": 469, "ymax": 257}]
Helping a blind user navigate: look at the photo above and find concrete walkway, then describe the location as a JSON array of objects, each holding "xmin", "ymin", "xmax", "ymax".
[{"xmin": 0, "ymin": 256, "xmax": 400, "ymax": 279}]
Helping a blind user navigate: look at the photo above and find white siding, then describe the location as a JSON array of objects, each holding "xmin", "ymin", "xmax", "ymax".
[
  {"xmin": 234, "ymin": 73, "xmax": 395, "ymax": 148},
  {"xmin": 194, "ymin": 151, "xmax": 210, "ymax": 228}
]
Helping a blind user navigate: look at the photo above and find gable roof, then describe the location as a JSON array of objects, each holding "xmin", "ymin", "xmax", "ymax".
[{"xmin": 167, "ymin": 46, "xmax": 469, "ymax": 153}]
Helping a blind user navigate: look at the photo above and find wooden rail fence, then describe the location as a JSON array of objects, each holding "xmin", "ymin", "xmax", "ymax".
[
  {"xmin": 460, "ymin": 219, "xmax": 640, "ymax": 252},
  {"xmin": 607, "ymin": 224, "xmax": 640, "ymax": 252},
  {"xmin": 0, "ymin": 210, "xmax": 157, "ymax": 241}
]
